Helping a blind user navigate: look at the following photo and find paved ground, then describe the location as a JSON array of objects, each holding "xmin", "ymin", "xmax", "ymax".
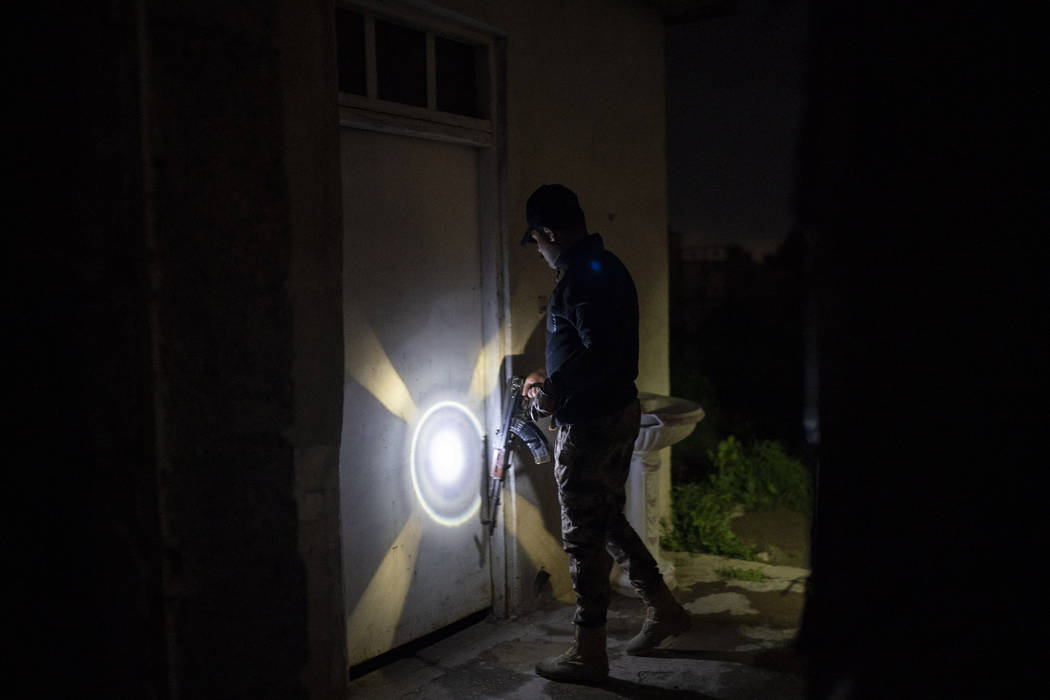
[{"xmin": 348, "ymin": 550, "xmax": 810, "ymax": 699}]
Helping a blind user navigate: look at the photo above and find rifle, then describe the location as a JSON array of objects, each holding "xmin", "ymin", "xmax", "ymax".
[{"xmin": 484, "ymin": 375, "xmax": 552, "ymax": 534}]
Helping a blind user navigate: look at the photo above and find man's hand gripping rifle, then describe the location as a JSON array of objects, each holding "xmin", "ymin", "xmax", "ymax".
[{"xmin": 484, "ymin": 375, "xmax": 552, "ymax": 534}]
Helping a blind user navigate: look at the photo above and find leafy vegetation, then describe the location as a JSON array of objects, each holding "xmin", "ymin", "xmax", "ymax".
[
  {"xmin": 666, "ymin": 238, "xmax": 813, "ymax": 558},
  {"xmin": 707, "ymin": 436, "xmax": 812, "ymax": 515},
  {"xmin": 661, "ymin": 436, "xmax": 812, "ymax": 558},
  {"xmin": 661, "ymin": 480, "xmax": 756, "ymax": 559}
]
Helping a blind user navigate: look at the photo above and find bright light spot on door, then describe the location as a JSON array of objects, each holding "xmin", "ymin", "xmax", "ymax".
[
  {"xmin": 410, "ymin": 401, "xmax": 483, "ymax": 526},
  {"xmin": 429, "ymin": 429, "xmax": 464, "ymax": 484}
]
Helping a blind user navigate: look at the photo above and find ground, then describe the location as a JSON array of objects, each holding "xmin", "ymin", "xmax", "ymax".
[
  {"xmin": 729, "ymin": 507, "xmax": 810, "ymax": 567},
  {"xmin": 348, "ymin": 507, "xmax": 811, "ymax": 698}
]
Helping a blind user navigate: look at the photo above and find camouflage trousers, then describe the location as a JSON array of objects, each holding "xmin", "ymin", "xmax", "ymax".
[{"xmin": 554, "ymin": 399, "xmax": 662, "ymax": 628}]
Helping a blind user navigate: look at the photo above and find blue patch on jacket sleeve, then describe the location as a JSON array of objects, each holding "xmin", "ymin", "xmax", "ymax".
[{"xmin": 589, "ymin": 259, "xmax": 601, "ymax": 272}]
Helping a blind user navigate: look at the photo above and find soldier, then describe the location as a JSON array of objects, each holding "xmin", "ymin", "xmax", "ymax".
[{"xmin": 521, "ymin": 184, "xmax": 690, "ymax": 684}]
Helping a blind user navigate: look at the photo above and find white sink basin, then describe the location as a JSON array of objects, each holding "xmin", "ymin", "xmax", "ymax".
[{"xmin": 634, "ymin": 393, "xmax": 705, "ymax": 453}]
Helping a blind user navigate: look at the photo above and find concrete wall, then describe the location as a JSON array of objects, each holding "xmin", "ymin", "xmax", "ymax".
[
  {"xmin": 144, "ymin": 0, "xmax": 347, "ymax": 696},
  {"xmin": 12, "ymin": 1, "xmax": 346, "ymax": 698},
  {"xmin": 278, "ymin": 1, "xmax": 349, "ymax": 692}
]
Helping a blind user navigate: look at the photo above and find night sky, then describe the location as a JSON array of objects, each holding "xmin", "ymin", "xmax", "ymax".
[{"xmin": 666, "ymin": 0, "xmax": 809, "ymax": 260}]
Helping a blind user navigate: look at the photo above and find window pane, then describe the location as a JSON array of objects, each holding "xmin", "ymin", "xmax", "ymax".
[
  {"xmin": 335, "ymin": 8, "xmax": 366, "ymax": 96},
  {"xmin": 375, "ymin": 19, "xmax": 427, "ymax": 107},
  {"xmin": 435, "ymin": 37, "xmax": 483, "ymax": 118}
]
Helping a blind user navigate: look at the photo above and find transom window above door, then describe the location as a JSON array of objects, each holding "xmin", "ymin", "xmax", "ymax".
[{"xmin": 336, "ymin": 1, "xmax": 500, "ymax": 146}]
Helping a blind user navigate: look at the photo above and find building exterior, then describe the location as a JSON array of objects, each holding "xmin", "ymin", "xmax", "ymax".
[
  {"xmin": 14, "ymin": 1, "xmax": 695, "ymax": 697},
  {"xmin": 333, "ymin": 0, "xmax": 671, "ymax": 672}
]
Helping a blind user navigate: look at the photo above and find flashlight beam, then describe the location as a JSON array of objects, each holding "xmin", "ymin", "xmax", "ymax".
[
  {"xmin": 410, "ymin": 401, "xmax": 483, "ymax": 527},
  {"xmin": 344, "ymin": 300, "xmax": 417, "ymax": 423},
  {"xmin": 346, "ymin": 511, "xmax": 425, "ymax": 661},
  {"xmin": 467, "ymin": 315, "xmax": 543, "ymax": 402}
]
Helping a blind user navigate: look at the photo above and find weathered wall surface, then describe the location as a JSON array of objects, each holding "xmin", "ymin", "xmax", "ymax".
[
  {"xmin": 145, "ymin": 3, "xmax": 309, "ymax": 696},
  {"xmin": 146, "ymin": 1, "xmax": 347, "ymax": 695},
  {"xmin": 10, "ymin": 4, "xmax": 168, "ymax": 698},
  {"xmin": 278, "ymin": 0, "xmax": 349, "ymax": 693},
  {"xmin": 12, "ymin": 1, "xmax": 346, "ymax": 698}
]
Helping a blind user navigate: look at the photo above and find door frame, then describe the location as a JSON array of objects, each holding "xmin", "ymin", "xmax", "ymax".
[{"xmin": 336, "ymin": 0, "xmax": 512, "ymax": 618}]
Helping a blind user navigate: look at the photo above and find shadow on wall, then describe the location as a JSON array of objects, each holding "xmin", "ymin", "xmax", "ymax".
[
  {"xmin": 501, "ymin": 313, "xmax": 569, "ymax": 610},
  {"xmin": 513, "ymin": 318, "xmax": 564, "ymax": 539}
]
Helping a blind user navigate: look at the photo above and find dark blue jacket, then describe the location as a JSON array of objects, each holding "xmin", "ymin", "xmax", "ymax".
[{"xmin": 546, "ymin": 234, "xmax": 639, "ymax": 425}]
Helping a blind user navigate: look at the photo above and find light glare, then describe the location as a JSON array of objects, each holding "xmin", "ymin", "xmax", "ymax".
[
  {"xmin": 429, "ymin": 429, "xmax": 464, "ymax": 484},
  {"xmin": 409, "ymin": 401, "xmax": 484, "ymax": 527}
]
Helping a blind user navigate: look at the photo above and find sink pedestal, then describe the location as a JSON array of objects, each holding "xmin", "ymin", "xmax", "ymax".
[
  {"xmin": 615, "ymin": 449, "xmax": 673, "ymax": 595},
  {"xmin": 613, "ymin": 393, "xmax": 704, "ymax": 597}
]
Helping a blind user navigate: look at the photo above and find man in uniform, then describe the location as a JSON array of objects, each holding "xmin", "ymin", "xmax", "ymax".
[{"xmin": 521, "ymin": 184, "xmax": 690, "ymax": 684}]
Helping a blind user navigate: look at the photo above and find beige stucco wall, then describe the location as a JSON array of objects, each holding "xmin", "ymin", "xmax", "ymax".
[{"xmin": 438, "ymin": 0, "xmax": 669, "ymax": 396}]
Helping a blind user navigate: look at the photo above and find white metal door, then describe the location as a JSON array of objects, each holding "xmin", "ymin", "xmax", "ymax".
[{"xmin": 339, "ymin": 127, "xmax": 491, "ymax": 666}]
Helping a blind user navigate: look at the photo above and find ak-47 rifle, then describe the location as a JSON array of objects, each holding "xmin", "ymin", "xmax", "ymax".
[{"xmin": 484, "ymin": 375, "xmax": 552, "ymax": 534}]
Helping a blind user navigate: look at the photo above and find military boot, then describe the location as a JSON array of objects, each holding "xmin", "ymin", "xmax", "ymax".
[
  {"xmin": 535, "ymin": 624, "xmax": 609, "ymax": 684},
  {"xmin": 625, "ymin": 580, "xmax": 691, "ymax": 655}
]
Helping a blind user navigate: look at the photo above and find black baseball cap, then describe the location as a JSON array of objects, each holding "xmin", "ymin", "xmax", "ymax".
[{"xmin": 522, "ymin": 184, "xmax": 586, "ymax": 245}]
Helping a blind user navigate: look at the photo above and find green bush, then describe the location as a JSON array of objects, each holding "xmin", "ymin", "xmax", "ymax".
[
  {"xmin": 660, "ymin": 481, "xmax": 755, "ymax": 559},
  {"xmin": 661, "ymin": 436, "xmax": 812, "ymax": 556},
  {"xmin": 709, "ymin": 436, "xmax": 813, "ymax": 515}
]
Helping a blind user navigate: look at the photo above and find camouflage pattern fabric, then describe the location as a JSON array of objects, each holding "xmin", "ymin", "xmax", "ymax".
[{"xmin": 554, "ymin": 398, "xmax": 663, "ymax": 627}]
